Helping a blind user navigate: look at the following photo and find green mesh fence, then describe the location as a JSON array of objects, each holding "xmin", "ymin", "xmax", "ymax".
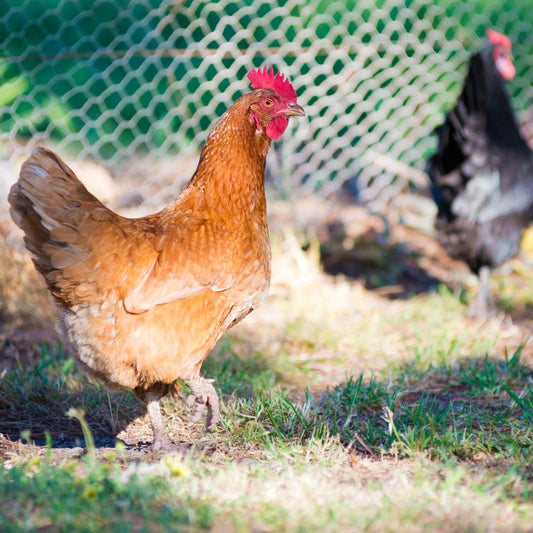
[{"xmin": 1, "ymin": 0, "xmax": 532, "ymax": 207}]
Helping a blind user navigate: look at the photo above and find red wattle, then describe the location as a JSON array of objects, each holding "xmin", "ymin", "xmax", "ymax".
[
  {"xmin": 495, "ymin": 56, "xmax": 516, "ymax": 81},
  {"xmin": 266, "ymin": 116, "xmax": 289, "ymax": 140}
]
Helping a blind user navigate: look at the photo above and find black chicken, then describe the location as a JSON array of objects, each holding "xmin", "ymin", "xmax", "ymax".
[{"xmin": 427, "ymin": 29, "xmax": 533, "ymax": 316}]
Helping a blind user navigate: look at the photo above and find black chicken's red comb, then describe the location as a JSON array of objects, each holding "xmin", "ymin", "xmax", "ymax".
[
  {"xmin": 487, "ymin": 29, "xmax": 512, "ymax": 50},
  {"xmin": 247, "ymin": 66, "xmax": 297, "ymax": 101}
]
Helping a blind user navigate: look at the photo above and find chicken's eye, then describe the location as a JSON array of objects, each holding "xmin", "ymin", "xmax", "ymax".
[{"xmin": 263, "ymin": 99, "xmax": 273, "ymax": 107}]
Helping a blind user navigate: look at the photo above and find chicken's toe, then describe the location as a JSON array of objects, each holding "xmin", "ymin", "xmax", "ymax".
[{"xmin": 152, "ymin": 436, "xmax": 190, "ymax": 454}]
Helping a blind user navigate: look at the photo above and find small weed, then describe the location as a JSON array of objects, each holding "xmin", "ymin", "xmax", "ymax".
[{"xmin": 503, "ymin": 382, "xmax": 533, "ymax": 420}]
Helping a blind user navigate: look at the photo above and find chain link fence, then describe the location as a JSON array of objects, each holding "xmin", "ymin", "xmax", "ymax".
[{"xmin": 1, "ymin": 0, "xmax": 532, "ymax": 210}]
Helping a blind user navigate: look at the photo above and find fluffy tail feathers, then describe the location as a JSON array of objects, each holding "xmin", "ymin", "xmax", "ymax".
[{"xmin": 8, "ymin": 147, "xmax": 112, "ymax": 305}]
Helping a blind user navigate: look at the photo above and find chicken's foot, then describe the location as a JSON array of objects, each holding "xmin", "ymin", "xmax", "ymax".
[
  {"xmin": 185, "ymin": 377, "xmax": 220, "ymax": 430},
  {"xmin": 145, "ymin": 392, "xmax": 188, "ymax": 453}
]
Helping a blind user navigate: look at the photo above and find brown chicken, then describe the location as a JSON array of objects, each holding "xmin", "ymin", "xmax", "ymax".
[{"xmin": 8, "ymin": 66, "xmax": 304, "ymax": 452}]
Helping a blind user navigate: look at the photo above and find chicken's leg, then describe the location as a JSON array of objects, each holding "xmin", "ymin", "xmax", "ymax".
[
  {"xmin": 185, "ymin": 377, "xmax": 220, "ymax": 430},
  {"xmin": 144, "ymin": 392, "xmax": 187, "ymax": 453},
  {"xmin": 468, "ymin": 265, "xmax": 496, "ymax": 317}
]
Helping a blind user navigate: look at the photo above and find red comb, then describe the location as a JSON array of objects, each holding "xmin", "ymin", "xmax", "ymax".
[
  {"xmin": 247, "ymin": 66, "xmax": 297, "ymax": 101},
  {"xmin": 487, "ymin": 29, "xmax": 512, "ymax": 50}
]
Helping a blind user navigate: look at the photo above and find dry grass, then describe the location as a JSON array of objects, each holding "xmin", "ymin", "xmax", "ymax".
[{"xmin": 0, "ymin": 221, "xmax": 57, "ymax": 330}]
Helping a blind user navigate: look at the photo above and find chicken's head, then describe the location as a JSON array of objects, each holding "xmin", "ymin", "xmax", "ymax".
[
  {"xmin": 247, "ymin": 66, "xmax": 305, "ymax": 140},
  {"xmin": 487, "ymin": 29, "xmax": 515, "ymax": 81}
]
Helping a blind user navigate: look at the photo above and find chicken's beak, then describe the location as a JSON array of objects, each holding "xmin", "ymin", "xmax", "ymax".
[{"xmin": 280, "ymin": 102, "xmax": 305, "ymax": 117}]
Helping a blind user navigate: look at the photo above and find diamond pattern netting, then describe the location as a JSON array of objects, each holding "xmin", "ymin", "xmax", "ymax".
[{"xmin": 1, "ymin": 0, "xmax": 531, "ymax": 210}]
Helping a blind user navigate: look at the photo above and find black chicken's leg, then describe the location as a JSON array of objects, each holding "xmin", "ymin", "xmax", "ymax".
[{"xmin": 467, "ymin": 265, "xmax": 496, "ymax": 317}]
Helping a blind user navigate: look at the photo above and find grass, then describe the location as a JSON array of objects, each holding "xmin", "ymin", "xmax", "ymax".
[
  {"xmin": 1, "ymin": 217, "xmax": 533, "ymax": 531},
  {"xmin": 209, "ymin": 346, "xmax": 532, "ymax": 466},
  {"xmin": 0, "ymin": 456, "xmax": 216, "ymax": 532}
]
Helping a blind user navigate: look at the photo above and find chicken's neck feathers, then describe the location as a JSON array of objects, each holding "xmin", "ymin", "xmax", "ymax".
[
  {"xmin": 475, "ymin": 48, "xmax": 529, "ymax": 151},
  {"xmin": 181, "ymin": 99, "xmax": 271, "ymax": 219}
]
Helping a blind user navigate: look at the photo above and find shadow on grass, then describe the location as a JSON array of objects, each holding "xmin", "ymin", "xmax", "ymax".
[
  {"xmin": 0, "ymin": 332, "xmax": 291, "ymax": 451},
  {"xmin": 1, "ymin": 332, "xmax": 532, "ymax": 466},
  {"xmin": 218, "ymin": 347, "xmax": 533, "ymax": 465},
  {"xmin": 319, "ymin": 224, "xmax": 445, "ymax": 299},
  {"xmin": 0, "ymin": 341, "xmax": 144, "ymax": 448},
  {"xmin": 316, "ymin": 351, "xmax": 533, "ymax": 461}
]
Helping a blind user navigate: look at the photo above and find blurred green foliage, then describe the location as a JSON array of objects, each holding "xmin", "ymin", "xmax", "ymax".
[{"xmin": 0, "ymin": 0, "xmax": 531, "ymax": 161}]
